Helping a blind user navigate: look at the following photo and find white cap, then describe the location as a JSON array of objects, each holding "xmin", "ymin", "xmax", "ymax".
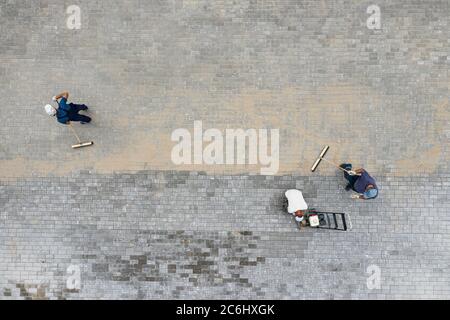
[
  {"xmin": 45, "ymin": 104, "xmax": 56, "ymax": 116},
  {"xmin": 285, "ymin": 189, "xmax": 308, "ymax": 213}
]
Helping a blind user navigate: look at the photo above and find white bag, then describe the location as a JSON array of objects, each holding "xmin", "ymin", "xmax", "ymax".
[{"xmin": 308, "ymin": 214, "xmax": 320, "ymax": 227}]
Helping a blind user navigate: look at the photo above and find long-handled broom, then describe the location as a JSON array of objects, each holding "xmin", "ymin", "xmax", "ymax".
[
  {"xmin": 311, "ymin": 145, "xmax": 354, "ymax": 174},
  {"xmin": 69, "ymin": 122, "xmax": 94, "ymax": 149}
]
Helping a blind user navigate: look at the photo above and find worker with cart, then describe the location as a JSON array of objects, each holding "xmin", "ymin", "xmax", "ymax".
[
  {"xmin": 284, "ymin": 189, "xmax": 320, "ymax": 230},
  {"xmin": 284, "ymin": 189, "xmax": 348, "ymax": 231}
]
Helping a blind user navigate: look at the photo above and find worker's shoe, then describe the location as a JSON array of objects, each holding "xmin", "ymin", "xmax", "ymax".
[
  {"xmin": 345, "ymin": 184, "xmax": 352, "ymax": 191},
  {"xmin": 340, "ymin": 163, "xmax": 352, "ymax": 170}
]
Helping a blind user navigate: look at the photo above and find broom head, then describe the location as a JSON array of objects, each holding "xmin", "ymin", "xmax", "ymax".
[
  {"xmin": 72, "ymin": 141, "xmax": 94, "ymax": 149},
  {"xmin": 311, "ymin": 145, "xmax": 330, "ymax": 172}
]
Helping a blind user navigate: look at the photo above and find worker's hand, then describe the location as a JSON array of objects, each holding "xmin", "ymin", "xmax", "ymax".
[
  {"xmin": 294, "ymin": 210, "xmax": 304, "ymax": 217},
  {"xmin": 348, "ymin": 170, "xmax": 357, "ymax": 176},
  {"xmin": 350, "ymin": 194, "xmax": 360, "ymax": 199}
]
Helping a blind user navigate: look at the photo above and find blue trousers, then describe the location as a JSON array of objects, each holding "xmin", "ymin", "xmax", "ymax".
[
  {"xmin": 68, "ymin": 103, "xmax": 91, "ymax": 123},
  {"xmin": 341, "ymin": 163, "xmax": 358, "ymax": 190}
]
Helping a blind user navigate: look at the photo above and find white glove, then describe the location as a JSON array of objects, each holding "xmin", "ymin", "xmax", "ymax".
[
  {"xmin": 348, "ymin": 170, "xmax": 357, "ymax": 176},
  {"xmin": 52, "ymin": 96, "xmax": 57, "ymax": 101},
  {"xmin": 350, "ymin": 194, "xmax": 360, "ymax": 199}
]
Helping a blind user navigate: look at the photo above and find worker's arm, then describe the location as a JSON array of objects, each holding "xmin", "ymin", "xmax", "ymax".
[
  {"xmin": 354, "ymin": 168, "xmax": 365, "ymax": 175},
  {"xmin": 348, "ymin": 169, "xmax": 362, "ymax": 176},
  {"xmin": 351, "ymin": 194, "xmax": 364, "ymax": 200},
  {"xmin": 53, "ymin": 91, "xmax": 69, "ymax": 101}
]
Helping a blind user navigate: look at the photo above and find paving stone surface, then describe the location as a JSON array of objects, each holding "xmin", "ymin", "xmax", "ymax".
[
  {"xmin": 0, "ymin": 0, "xmax": 449, "ymax": 299},
  {"xmin": 0, "ymin": 0, "xmax": 449, "ymax": 177},
  {"xmin": 1, "ymin": 171, "xmax": 450, "ymax": 299}
]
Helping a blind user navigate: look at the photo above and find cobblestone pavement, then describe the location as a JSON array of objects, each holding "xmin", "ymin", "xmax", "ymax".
[
  {"xmin": 1, "ymin": 172, "xmax": 450, "ymax": 299},
  {"xmin": 1, "ymin": 1, "xmax": 450, "ymax": 299}
]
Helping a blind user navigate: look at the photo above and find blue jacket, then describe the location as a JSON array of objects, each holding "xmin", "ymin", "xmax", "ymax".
[{"xmin": 56, "ymin": 98, "xmax": 71, "ymax": 124}]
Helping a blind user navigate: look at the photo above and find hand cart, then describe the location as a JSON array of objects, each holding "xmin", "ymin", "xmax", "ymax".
[{"xmin": 306, "ymin": 209, "xmax": 351, "ymax": 231}]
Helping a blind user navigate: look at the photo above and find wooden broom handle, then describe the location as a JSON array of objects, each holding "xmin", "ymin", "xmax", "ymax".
[
  {"xmin": 68, "ymin": 122, "xmax": 81, "ymax": 143},
  {"xmin": 320, "ymin": 158, "xmax": 354, "ymax": 175}
]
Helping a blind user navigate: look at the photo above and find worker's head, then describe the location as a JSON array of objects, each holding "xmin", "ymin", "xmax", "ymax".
[
  {"xmin": 44, "ymin": 104, "xmax": 57, "ymax": 116},
  {"xmin": 294, "ymin": 210, "xmax": 304, "ymax": 217},
  {"xmin": 363, "ymin": 185, "xmax": 378, "ymax": 199}
]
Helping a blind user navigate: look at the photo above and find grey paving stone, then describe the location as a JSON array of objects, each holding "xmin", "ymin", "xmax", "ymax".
[{"xmin": 1, "ymin": 0, "xmax": 449, "ymax": 300}]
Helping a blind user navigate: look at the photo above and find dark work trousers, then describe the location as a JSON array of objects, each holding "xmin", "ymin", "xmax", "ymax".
[
  {"xmin": 341, "ymin": 163, "xmax": 358, "ymax": 191},
  {"xmin": 68, "ymin": 103, "xmax": 91, "ymax": 123}
]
